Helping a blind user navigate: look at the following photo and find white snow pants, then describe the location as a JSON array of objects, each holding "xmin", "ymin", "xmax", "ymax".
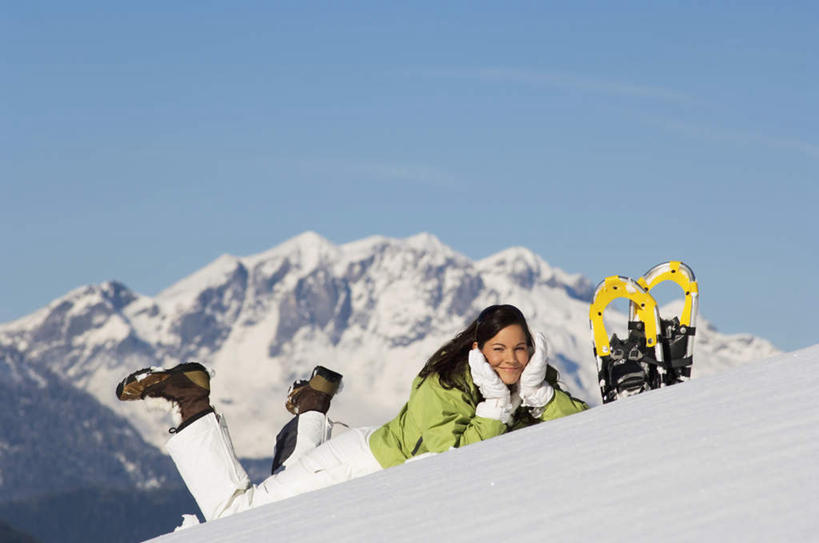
[{"xmin": 165, "ymin": 412, "xmax": 383, "ymax": 521}]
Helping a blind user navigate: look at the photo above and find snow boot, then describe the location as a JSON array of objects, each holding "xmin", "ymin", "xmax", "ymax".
[
  {"xmin": 116, "ymin": 362, "xmax": 214, "ymax": 432},
  {"xmin": 285, "ymin": 365, "xmax": 343, "ymax": 415}
]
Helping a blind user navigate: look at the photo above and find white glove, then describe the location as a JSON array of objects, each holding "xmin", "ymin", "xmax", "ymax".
[
  {"xmin": 519, "ymin": 332, "xmax": 554, "ymax": 417},
  {"xmin": 468, "ymin": 349, "xmax": 519, "ymax": 425}
]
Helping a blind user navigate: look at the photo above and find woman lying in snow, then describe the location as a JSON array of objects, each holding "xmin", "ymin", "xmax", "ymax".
[{"xmin": 116, "ymin": 304, "xmax": 588, "ymax": 521}]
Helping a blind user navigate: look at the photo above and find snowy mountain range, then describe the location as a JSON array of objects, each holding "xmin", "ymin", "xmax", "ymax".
[{"xmin": 0, "ymin": 232, "xmax": 780, "ymax": 463}]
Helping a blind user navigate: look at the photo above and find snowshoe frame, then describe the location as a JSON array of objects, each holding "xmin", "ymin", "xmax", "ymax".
[{"xmin": 589, "ymin": 275, "xmax": 665, "ymax": 403}]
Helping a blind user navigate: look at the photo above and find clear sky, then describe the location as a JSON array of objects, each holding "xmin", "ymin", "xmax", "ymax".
[{"xmin": 2, "ymin": 2, "xmax": 817, "ymax": 351}]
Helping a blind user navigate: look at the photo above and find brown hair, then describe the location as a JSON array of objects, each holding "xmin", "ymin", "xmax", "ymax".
[{"xmin": 417, "ymin": 304, "xmax": 534, "ymax": 393}]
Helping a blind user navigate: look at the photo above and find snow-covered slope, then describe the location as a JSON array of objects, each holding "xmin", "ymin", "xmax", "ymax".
[
  {"xmin": 0, "ymin": 233, "xmax": 779, "ymax": 458},
  {"xmin": 150, "ymin": 345, "xmax": 819, "ymax": 542}
]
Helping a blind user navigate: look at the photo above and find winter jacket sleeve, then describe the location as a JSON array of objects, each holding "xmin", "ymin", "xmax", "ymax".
[
  {"xmin": 409, "ymin": 375, "xmax": 508, "ymax": 454},
  {"xmin": 537, "ymin": 386, "xmax": 589, "ymax": 422},
  {"xmin": 368, "ymin": 374, "xmax": 509, "ymax": 468},
  {"xmin": 369, "ymin": 373, "xmax": 589, "ymax": 469}
]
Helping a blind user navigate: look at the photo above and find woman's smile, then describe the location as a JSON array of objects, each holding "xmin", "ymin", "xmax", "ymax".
[{"xmin": 477, "ymin": 324, "xmax": 531, "ymax": 385}]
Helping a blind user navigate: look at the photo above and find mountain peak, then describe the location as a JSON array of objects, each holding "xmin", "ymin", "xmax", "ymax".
[
  {"xmin": 245, "ymin": 231, "xmax": 339, "ymax": 270},
  {"xmin": 287, "ymin": 230, "xmax": 334, "ymax": 248},
  {"xmin": 342, "ymin": 233, "xmax": 457, "ymax": 257},
  {"xmin": 477, "ymin": 246, "xmax": 552, "ymax": 288},
  {"xmin": 477, "ymin": 247, "xmax": 593, "ymax": 300},
  {"xmin": 405, "ymin": 232, "xmax": 445, "ymax": 251},
  {"xmin": 156, "ymin": 253, "xmax": 243, "ymax": 305},
  {"xmin": 481, "ymin": 245, "xmax": 545, "ymax": 268}
]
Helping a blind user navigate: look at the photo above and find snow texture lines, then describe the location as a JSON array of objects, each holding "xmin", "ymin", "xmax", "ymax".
[{"xmin": 151, "ymin": 346, "xmax": 819, "ymax": 542}]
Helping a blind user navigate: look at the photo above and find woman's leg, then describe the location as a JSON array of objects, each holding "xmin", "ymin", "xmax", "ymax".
[
  {"xmin": 271, "ymin": 365, "xmax": 344, "ymax": 472},
  {"xmin": 166, "ymin": 412, "xmax": 381, "ymax": 521},
  {"xmin": 271, "ymin": 411, "xmax": 332, "ymax": 473},
  {"xmin": 258, "ymin": 422, "xmax": 379, "ymax": 504}
]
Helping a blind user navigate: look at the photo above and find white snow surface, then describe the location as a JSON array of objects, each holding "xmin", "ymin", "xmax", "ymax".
[{"xmin": 150, "ymin": 345, "xmax": 819, "ymax": 542}]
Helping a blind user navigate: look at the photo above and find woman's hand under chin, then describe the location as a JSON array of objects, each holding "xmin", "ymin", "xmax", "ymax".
[
  {"xmin": 518, "ymin": 332, "xmax": 555, "ymax": 416},
  {"xmin": 468, "ymin": 349, "xmax": 518, "ymax": 424}
]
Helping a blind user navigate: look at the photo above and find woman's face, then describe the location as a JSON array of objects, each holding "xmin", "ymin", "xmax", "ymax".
[{"xmin": 474, "ymin": 324, "xmax": 531, "ymax": 385}]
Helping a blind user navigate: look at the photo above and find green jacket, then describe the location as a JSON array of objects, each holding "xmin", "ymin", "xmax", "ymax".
[{"xmin": 368, "ymin": 368, "xmax": 589, "ymax": 468}]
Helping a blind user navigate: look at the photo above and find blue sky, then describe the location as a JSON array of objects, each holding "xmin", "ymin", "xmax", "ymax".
[{"xmin": 2, "ymin": 2, "xmax": 817, "ymax": 351}]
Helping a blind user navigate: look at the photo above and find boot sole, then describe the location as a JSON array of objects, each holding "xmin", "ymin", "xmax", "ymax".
[{"xmin": 116, "ymin": 362, "xmax": 210, "ymax": 401}]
